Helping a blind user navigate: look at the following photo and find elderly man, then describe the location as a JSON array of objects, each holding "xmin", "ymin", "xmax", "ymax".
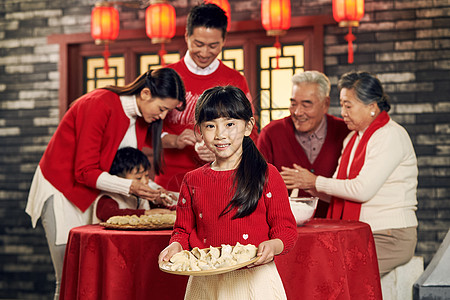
[{"xmin": 257, "ymin": 71, "xmax": 349, "ymax": 217}]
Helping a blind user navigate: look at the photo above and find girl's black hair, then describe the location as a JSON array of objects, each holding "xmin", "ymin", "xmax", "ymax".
[
  {"xmin": 102, "ymin": 68, "xmax": 186, "ymax": 175},
  {"xmin": 195, "ymin": 86, "xmax": 268, "ymax": 219},
  {"xmin": 110, "ymin": 147, "xmax": 151, "ymax": 178}
]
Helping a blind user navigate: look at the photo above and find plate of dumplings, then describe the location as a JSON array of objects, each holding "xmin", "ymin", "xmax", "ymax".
[
  {"xmin": 100, "ymin": 213, "xmax": 176, "ymax": 230},
  {"xmin": 159, "ymin": 242, "xmax": 259, "ymax": 276}
]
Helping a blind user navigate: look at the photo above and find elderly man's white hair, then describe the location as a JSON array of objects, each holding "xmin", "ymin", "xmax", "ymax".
[{"xmin": 291, "ymin": 71, "xmax": 331, "ymax": 101}]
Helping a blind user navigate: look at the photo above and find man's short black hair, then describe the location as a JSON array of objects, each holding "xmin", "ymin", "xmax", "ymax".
[{"xmin": 186, "ymin": 2, "xmax": 228, "ymax": 39}]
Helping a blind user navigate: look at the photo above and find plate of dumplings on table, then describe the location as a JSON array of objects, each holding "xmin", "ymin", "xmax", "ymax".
[
  {"xmin": 100, "ymin": 212, "xmax": 176, "ymax": 230},
  {"xmin": 159, "ymin": 242, "xmax": 259, "ymax": 276}
]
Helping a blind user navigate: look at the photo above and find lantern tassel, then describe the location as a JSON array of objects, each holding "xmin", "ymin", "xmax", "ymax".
[
  {"xmin": 158, "ymin": 43, "xmax": 167, "ymax": 67},
  {"xmin": 345, "ymin": 27, "xmax": 356, "ymax": 64},
  {"xmin": 274, "ymin": 36, "xmax": 281, "ymax": 69},
  {"xmin": 103, "ymin": 43, "xmax": 110, "ymax": 74}
]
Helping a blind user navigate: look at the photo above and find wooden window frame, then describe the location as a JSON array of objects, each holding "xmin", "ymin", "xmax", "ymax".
[{"xmin": 48, "ymin": 15, "xmax": 334, "ymax": 119}]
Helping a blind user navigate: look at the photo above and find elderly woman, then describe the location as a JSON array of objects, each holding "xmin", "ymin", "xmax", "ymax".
[{"xmin": 281, "ymin": 71, "xmax": 418, "ymax": 276}]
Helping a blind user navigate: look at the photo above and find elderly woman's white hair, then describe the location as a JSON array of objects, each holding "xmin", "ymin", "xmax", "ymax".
[{"xmin": 291, "ymin": 71, "xmax": 331, "ymax": 101}]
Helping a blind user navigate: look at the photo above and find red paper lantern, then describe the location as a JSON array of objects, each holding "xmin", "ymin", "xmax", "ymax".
[
  {"xmin": 91, "ymin": 2, "xmax": 120, "ymax": 74},
  {"xmin": 145, "ymin": 0, "xmax": 176, "ymax": 66},
  {"xmin": 205, "ymin": 0, "xmax": 231, "ymax": 31},
  {"xmin": 261, "ymin": 0, "xmax": 291, "ymax": 69},
  {"xmin": 261, "ymin": 0, "xmax": 291, "ymax": 36},
  {"xmin": 333, "ymin": 0, "xmax": 365, "ymax": 64}
]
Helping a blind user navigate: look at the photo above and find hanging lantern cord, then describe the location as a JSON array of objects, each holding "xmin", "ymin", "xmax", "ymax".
[
  {"xmin": 103, "ymin": 43, "xmax": 111, "ymax": 74},
  {"xmin": 158, "ymin": 43, "xmax": 167, "ymax": 67},
  {"xmin": 274, "ymin": 35, "xmax": 281, "ymax": 69},
  {"xmin": 344, "ymin": 26, "xmax": 356, "ymax": 64}
]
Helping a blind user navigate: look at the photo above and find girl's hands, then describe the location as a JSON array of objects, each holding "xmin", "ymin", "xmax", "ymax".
[
  {"xmin": 129, "ymin": 180, "xmax": 160, "ymax": 202},
  {"xmin": 250, "ymin": 239, "xmax": 284, "ymax": 266},
  {"xmin": 158, "ymin": 242, "xmax": 183, "ymax": 264}
]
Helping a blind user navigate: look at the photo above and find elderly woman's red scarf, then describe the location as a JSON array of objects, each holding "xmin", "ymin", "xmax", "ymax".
[{"xmin": 327, "ymin": 111, "xmax": 390, "ymax": 220}]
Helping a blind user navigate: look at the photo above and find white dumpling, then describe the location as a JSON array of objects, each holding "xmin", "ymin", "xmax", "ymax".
[
  {"xmin": 231, "ymin": 242, "xmax": 258, "ymax": 263},
  {"xmin": 170, "ymin": 250, "xmax": 190, "ymax": 271},
  {"xmin": 209, "ymin": 246, "xmax": 220, "ymax": 258},
  {"xmin": 117, "ymin": 216, "xmax": 130, "ymax": 225},
  {"xmin": 129, "ymin": 215, "xmax": 140, "ymax": 225},
  {"xmin": 243, "ymin": 244, "xmax": 258, "ymax": 258},
  {"xmin": 170, "ymin": 250, "xmax": 189, "ymax": 263},
  {"xmin": 106, "ymin": 216, "xmax": 121, "ymax": 224},
  {"xmin": 188, "ymin": 252, "xmax": 201, "ymax": 271},
  {"xmin": 197, "ymin": 260, "xmax": 210, "ymax": 270},
  {"xmin": 205, "ymin": 247, "xmax": 220, "ymax": 268},
  {"xmin": 191, "ymin": 247, "xmax": 208, "ymax": 261},
  {"xmin": 215, "ymin": 255, "xmax": 237, "ymax": 268},
  {"xmin": 221, "ymin": 244, "xmax": 233, "ymax": 255},
  {"xmin": 214, "ymin": 244, "xmax": 236, "ymax": 268}
]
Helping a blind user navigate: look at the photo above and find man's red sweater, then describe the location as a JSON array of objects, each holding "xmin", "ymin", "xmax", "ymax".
[
  {"xmin": 257, "ymin": 115, "xmax": 350, "ymax": 217},
  {"xmin": 155, "ymin": 59, "xmax": 258, "ymax": 191}
]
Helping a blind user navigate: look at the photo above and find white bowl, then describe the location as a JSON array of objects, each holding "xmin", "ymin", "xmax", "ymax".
[{"xmin": 289, "ymin": 197, "xmax": 318, "ymax": 226}]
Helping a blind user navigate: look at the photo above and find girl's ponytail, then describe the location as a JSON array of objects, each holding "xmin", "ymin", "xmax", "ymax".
[{"xmin": 221, "ymin": 136, "xmax": 267, "ymax": 219}]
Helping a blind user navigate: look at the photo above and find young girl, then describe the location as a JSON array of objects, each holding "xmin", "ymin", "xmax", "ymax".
[{"xmin": 158, "ymin": 86, "xmax": 297, "ymax": 299}]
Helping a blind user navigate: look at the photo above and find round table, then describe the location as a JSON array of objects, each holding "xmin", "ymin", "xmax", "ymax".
[{"xmin": 60, "ymin": 219, "xmax": 381, "ymax": 300}]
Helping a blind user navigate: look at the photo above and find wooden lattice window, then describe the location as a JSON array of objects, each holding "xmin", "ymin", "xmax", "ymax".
[
  {"xmin": 84, "ymin": 56, "xmax": 125, "ymax": 93},
  {"xmin": 259, "ymin": 43, "xmax": 305, "ymax": 128}
]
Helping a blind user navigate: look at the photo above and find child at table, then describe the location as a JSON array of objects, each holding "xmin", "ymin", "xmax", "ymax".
[
  {"xmin": 158, "ymin": 86, "xmax": 298, "ymax": 299},
  {"xmin": 92, "ymin": 147, "xmax": 176, "ymax": 223}
]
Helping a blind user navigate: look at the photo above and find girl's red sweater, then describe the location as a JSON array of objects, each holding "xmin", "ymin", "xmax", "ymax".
[{"xmin": 170, "ymin": 164, "xmax": 298, "ymax": 255}]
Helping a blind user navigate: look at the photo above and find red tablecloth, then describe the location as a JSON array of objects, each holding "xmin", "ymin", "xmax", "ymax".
[
  {"xmin": 276, "ymin": 219, "xmax": 381, "ymax": 299},
  {"xmin": 59, "ymin": 225, "xmax": 188, "ymax": 300},
  {"xmin": 60, "ymin": 219, "xmax": 381, "ymax": 300}
]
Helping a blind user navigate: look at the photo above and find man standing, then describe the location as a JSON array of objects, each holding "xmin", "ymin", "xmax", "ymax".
[
  {"xmin": 257, "ymin": 71, "xmax": 349, "ymax": 217},
  {"xmin": 155, "ymin": 3, "xmax": 257, "ymax": 191}
]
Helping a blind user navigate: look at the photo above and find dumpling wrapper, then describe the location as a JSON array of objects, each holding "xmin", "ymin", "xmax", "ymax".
[{"xmin": 194, "ymin": 140, "xmax": 205, "ymax": 152}]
